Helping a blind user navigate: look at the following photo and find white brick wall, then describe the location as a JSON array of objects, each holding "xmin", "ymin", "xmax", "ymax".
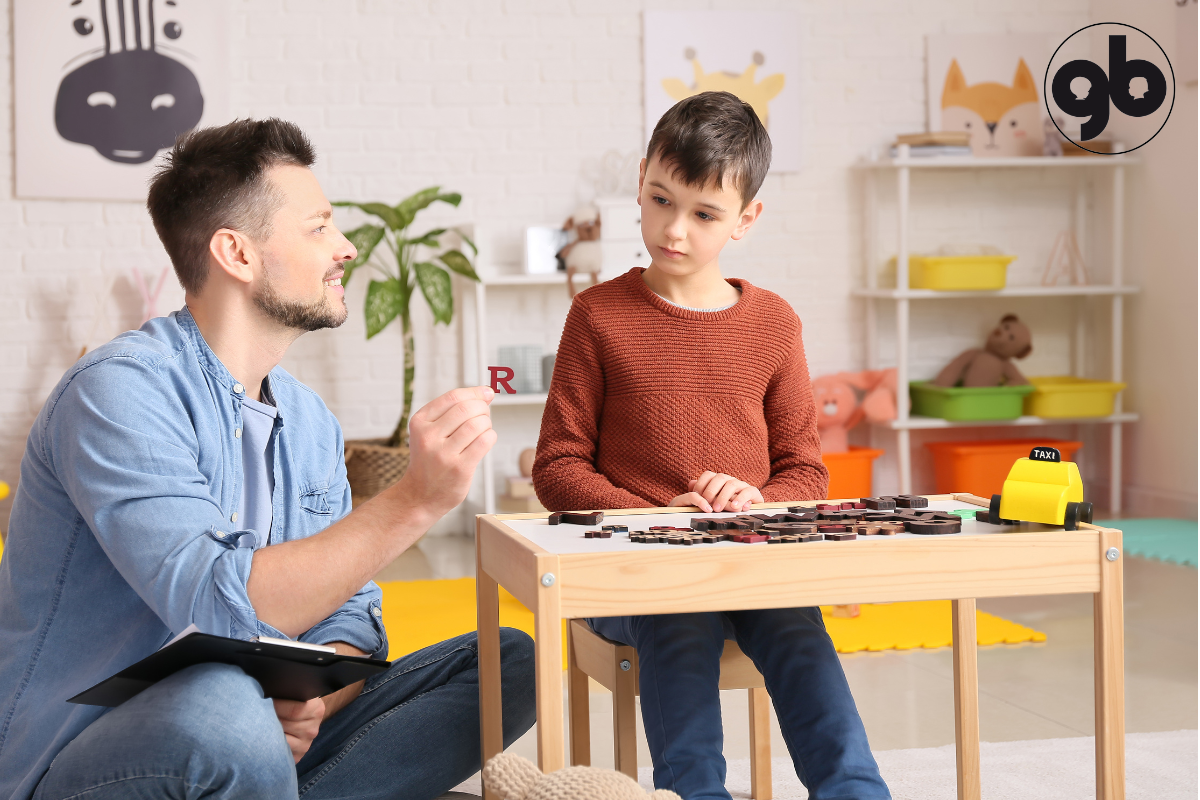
[{"xmin": 2, "ymin": 0, "xmax": 1192, "ymax": 534}]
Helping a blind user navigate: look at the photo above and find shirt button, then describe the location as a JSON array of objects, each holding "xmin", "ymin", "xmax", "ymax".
[
  {"xmin": 215, "ymin": 531, "xmax": 227, "ymax": 539},
  {"xmin": 234, "ymin": 428, "xmax": 242, "ymax": 438},
  {"xmin": 372, "ymin": 607, "xmax": 382, "ymax": 617},
  {"xmin": 233, "ymin": 383, "xmax": 244, "ymax": 394},
  {"xmin": 231, "ymin": 512, "xmax": 239, "ymax": 523}
]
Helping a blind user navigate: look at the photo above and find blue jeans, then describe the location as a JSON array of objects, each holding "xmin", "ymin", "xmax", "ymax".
[
  {"xmin": 589, "ymin": 609, "xmax": 890, "ymax": 800},
  {"xmin": 34, "ymin": 629, "xmax": 535, "ymax": 800}
]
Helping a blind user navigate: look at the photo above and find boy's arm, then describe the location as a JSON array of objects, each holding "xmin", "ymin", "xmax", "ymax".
[
  {"xmin": 533, "ymin": 300, "xmax": 654, "ymax": 511},
  {"xmin": 760, "ymin": 318, "xmax": 830, "ymax": 502}
]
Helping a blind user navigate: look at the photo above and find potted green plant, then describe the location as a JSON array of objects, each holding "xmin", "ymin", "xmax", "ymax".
[{"xmin": 335, "ymin": 187, "xmax": 480, "ymax": 505}]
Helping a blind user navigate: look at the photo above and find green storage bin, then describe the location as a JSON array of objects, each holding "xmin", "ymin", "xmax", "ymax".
[{"xmin": 909, "ymin": 381, "xmax": 1035, "ymax": 421}]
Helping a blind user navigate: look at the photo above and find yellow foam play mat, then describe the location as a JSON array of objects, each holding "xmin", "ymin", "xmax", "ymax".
[{"xmin": 379, "ymin": 578, "xmax": 1045, "ymax": 665}]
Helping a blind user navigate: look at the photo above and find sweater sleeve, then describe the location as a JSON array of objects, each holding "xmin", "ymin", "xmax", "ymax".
[
  {"xmin": 533, "ymin": 298, "xmax": 654, "ymax": 511},
  {"xmin": 760, "ymin": 317, "xmax": 830, "ymax": 502}
]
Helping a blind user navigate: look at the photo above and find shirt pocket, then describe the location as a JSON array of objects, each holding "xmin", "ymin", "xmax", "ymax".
[{"xmin": 299, "ymin": 485, "xmax": 332, "ymax": 516}]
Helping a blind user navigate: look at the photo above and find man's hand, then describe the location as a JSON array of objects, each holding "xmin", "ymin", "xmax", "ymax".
[
  {"xmin": 274, "ymin": 696, "xmax": 324, "ymax": 764},
  {"xmin": 392, "ymin": 386, "xmax": 497, "ymax": 519},
  {"xmin": 668, "ymin": 472, "xmax": 764, "ymax": 513}
]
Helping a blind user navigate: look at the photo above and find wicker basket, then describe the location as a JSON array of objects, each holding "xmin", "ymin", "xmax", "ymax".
[{"xmin": 344, "ymin": 438, "xmax": 410, "ymax": 507}]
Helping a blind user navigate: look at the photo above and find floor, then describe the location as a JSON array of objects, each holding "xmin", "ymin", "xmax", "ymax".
[{"xmin": 383, "ymin": 533, "xmax": 1197, "ymax": 771}]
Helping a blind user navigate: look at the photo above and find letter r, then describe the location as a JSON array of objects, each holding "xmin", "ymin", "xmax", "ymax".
[{"xmin": 488, "ymin": 366, "xmax": 516, "ymax": 394}]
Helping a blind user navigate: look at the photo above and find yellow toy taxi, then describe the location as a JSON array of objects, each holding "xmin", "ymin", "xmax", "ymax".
[{"xmin": 983, "ymin": 446, "xmax": 1094, "ymax": 531}]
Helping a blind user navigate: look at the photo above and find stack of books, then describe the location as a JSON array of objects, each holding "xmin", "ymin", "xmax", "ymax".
[
  {"xmin": 890, "ymin": 131, "xmax": 972, "ymax": 158},
  {"xmin": 497, "ymin": 476, "xmax": 547, "ymax": 513}
]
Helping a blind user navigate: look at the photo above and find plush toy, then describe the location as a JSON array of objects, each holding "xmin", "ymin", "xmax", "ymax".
[
  {"xmin": 931, "ymin": 314, "xmax": 1032, "ymax": 388},
  {"xmin": 483, "ymin": 752, "xmax": 682, "ymax": 800},
  {"xmin": 812, "ymin": 369, "xmax": 901, "ymax": 454},
  {"xmin": 557, "ymin": 206, "xmax": 602, "ymax": 298}
]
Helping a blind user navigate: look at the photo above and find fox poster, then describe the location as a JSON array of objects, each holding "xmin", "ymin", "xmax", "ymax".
[
  {"xmin": 644, "ymin": 11, "xmax": 801, "ymax": 172},
  {"xmin": 926, "ymin": 35, "xmax": 1054, "ymax": 157}
]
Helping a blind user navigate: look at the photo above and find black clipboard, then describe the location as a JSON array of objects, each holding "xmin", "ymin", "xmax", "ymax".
[{"xmin": 68, "ymin": 632, "xmax": 390, "ymax": 707}]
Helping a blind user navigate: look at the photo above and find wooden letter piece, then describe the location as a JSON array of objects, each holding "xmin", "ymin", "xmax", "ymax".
[
  {"xmin": 862, "ymin": 497, "xmax": 897, "ymax": 511},
  {"xmin": 824, "ymin": 531, "xmax": 858, "ymax": 541},
  {"xmin": 906, "ymin": 518, "xmax": 962, "ymax": 535},
  {"xmin": 894, "ymin": 495, "xmax": 929, "ymax": 509}
]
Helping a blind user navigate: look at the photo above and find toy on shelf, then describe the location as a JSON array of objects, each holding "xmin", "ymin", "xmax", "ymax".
[
  {"xmin": 812, "ymin": 369, "xmax": 900, "ymax": 453},
  {"xmin": 498, "ymin": 448, "xmax": 547, "ymax": 514},
  {"xmin": 932, "ymin": 313, "xmax": 1032, "ymax": 388},
  {"xmin": 557, "ymin": 205, "xmax": 602, "ymax": 298},
  {"xmin": 980, "ymin": 446, "xmax": 1093, "ymax": 531}
]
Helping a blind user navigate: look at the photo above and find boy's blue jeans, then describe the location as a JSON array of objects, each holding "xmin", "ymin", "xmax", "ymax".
[
  {"xmin": 34, "ymin": 629, "xmax": 535, "ymax": 800},
  {"xmin": 589, "ymin": 609, "xmax": 890, "ymax": 800}
]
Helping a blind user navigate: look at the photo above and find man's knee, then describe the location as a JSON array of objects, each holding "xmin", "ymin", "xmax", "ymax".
[{"xmin": 153, "ymin": 663, "xmax": 295, "ymax": 782}]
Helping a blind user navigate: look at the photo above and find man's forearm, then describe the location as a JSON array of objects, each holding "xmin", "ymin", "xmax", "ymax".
[
  {"xmin": 247, "ymin": 481, "xmax": 438, "ymax": 638},
  {"xmin": 321, "ymin": 642, "xmax": 369, "ymax": 720}
]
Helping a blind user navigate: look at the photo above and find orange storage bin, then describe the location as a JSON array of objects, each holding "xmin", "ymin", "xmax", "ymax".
[
  {"xmin": 821, "ymin": 447, "xmax": 884, "ymax": 500},
  {"xmin": 924, "ymin": 438, "xmax": 1083, "ymax": 499}
]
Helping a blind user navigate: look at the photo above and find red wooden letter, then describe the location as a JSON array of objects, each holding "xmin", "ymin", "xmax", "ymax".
[{"xmin": 488, "ymin": 366, "xmax": 516, "ymax": 394}]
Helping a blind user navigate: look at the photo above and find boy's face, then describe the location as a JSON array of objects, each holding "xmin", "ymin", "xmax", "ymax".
[{"xmin": 637, "ymin": 156, "xmax": 762, "ymax": 277}]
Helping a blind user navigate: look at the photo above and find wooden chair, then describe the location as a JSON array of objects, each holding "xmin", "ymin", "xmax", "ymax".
[{"xmin": 567, "ymin": 618, "xmax": 774, "ymax": 800}]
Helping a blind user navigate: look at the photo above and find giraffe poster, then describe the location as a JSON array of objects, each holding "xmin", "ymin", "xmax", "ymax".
[
  {"xmin": 14, "ymin": 0, "xmax": 230, "ymax": 201},
  {"xmin": 644, "ymin": 11, "xmax": 802, "ymax": 172}
]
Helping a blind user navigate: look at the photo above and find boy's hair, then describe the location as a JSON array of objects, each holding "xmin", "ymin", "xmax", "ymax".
[
  {"xmin": 147, "ymin": 118, "xmax": 315, "ymax": 294},
  {"xmin": 646, "ymin": 91, "xmax": 772, "ymax": 208}
]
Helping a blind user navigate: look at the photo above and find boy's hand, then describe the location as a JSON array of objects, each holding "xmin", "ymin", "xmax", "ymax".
[{"xmin": 669, "ymin": 472, "xmax": 764, "ymax": 513}]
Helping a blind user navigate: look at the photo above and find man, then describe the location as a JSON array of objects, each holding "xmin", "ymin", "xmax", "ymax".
[{"xmin": 0, "ymin": 118, "xmax": 535, "ymax": 799}]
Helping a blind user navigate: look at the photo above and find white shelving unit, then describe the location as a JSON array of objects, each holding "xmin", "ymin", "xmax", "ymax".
[{"xmin": 859, "ymin": 147, "xmax": 1139, "ymax": 512}]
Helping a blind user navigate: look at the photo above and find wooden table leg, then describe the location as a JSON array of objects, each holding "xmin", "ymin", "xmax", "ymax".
[
  {"xmin": 952, "ymin": 598, "xmax": 981, "ymax": 800},
  {"xmin": 1095, "ymin": 529, "xmax": 1126, "ymax": 800},
  {"xmin": 567, "ymin": 623, "xmax": 591, "ymax": 767},
  {"xmin": 476, "ymin": 559, "xmax": 504, "ymax": 800},
  {"xmin": 749, "ymin": 686, "xmax": 773, "ymax": 800},
  {"xmin": 534, "ymin": 562, "xmax": 565, "ymax": 773},
  {"xmin": 612, "ymin": 647, "xmax": 638, "ymax": 779}
]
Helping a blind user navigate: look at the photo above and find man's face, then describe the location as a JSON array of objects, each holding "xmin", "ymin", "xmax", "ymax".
[
  {"xmin": 252, "ymin": 165, "xmax": 356, "ymax": 332},
  {"xmin": 637, "ymin": 156, "xmax": 757, "ymax": 277}
]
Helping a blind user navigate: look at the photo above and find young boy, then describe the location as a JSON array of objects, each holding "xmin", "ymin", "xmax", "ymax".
[{"xmin": 533, "ymin": 92, "xmax": 890, "ymax": 800}]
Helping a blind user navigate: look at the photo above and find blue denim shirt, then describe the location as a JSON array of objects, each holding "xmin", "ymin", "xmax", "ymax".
[{"xmin": 0, "ymin": 308, "xmax": 387, "ymax": 799}]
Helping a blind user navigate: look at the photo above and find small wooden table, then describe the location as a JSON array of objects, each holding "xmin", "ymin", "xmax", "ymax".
[{"xmin": 476, "ymin": 494, "xmax": 1125, "ymax": 800}]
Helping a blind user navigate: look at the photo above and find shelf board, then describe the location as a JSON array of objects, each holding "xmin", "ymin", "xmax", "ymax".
[
  {"xmin": 490, "ymin": 392, "xmax": 548, "ymax": 406},
  {"xmin": 858, "ymin": 155, "xmax": 1140, "ymax": 169},
  {"xmin": 879, "ymin": 412, "xmax": 1138, "ymax": 430},
  {"xmin": 853, "ymin": 285, "xmax": 1139, "ymax": 300}
]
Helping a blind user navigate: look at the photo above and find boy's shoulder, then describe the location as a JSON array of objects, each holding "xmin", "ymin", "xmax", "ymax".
[{"xmin": 571, "ymin": 268, "xmax": 644, "ymax": 311}]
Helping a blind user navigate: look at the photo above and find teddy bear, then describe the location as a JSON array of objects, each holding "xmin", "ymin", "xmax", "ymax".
[
  {"xmin": 482, "ymin": 752, "xmax": 682, "ymax": 800},
  {"xmin": 931, "ymin": 313, "xmax": 1032, "ymax": 388},
  {"xmin": 812, "ymin": 368, "xmax": 901, "ymax": 454},
  {"xmin": 556, "ymin": 205, "xmax": 603, "ymax": 298}
]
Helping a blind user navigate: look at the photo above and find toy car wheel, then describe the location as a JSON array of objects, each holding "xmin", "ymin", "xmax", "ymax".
[
  {"xmin": 1064, "ymin": 501, "xmax": 1081, "ymax": 531},
  {"xmin": 1080, "ymin": 501, "xmax": 1094, "ymax": 525},
  {"xmin": 989, "ymin": 494, "xmax": 1003, "ymax": 525}
]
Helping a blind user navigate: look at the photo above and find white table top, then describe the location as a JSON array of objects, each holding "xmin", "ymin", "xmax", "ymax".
[{"xmin": 498, "ymin": 500, "xmax": 1064, "ymax": 556}]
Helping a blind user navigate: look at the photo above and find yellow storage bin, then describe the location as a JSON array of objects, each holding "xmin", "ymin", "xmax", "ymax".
[
  {"xmin": 1024, "ymin": 376, "xmax": 1127, "ymax": 418},
  {"xmin": 908, "ymin": 254, "xmax": 1015, "ymax": 291}
]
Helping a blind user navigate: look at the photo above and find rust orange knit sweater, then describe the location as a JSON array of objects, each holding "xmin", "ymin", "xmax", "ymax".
[{"xmin": 533, "ymin": 268, "xmax": 828, "ymax": 511}]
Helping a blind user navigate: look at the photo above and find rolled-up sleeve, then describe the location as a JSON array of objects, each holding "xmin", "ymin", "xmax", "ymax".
[{"xmin": 47, "ymin": 357, "xmax": 281, "ymax": 641}]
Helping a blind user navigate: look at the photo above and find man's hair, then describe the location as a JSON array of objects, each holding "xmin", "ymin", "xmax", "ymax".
[
  {"xmin": 645, "ymin": 91, "xmax": 772, "ymax": 208},
  {"xmin": 147, "ymin": 118, "xmax": 315, "ymax": 294}
]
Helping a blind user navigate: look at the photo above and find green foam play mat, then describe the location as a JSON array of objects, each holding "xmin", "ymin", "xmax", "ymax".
[{"xmin": 1097, "ymin": 518, "xmax": 1198, "ymax": 567}]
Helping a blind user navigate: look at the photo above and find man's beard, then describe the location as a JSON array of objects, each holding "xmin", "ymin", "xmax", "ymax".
[{"xmin": 253, "ymin": 267, "xmax": 348, "ymax": 332}]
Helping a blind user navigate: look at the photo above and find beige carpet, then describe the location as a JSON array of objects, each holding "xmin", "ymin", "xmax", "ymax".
[{"xmin": 447, "ymin": 730, "xmax": 1196, "ymax": 799}]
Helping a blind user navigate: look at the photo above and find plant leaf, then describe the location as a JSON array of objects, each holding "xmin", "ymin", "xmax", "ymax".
[
  {"xmin": 342, "ymin": 224, "xmax": 386, "ymax": 286},
  {"xmin": 364, "ymin": 278, "xmax": 404, "ymax": 338},
  {"xmin": 394, "ymin": 187, "xmax": 462, "ymax": 229},
  {"xmin": 458, "ymin": 230, "xmax": 478, "ymax": 256},
  {"xmin": 414, "ymin": 262, "xmax": 453, "ymax": 325},
  {"xmin": 437, "ymin": 249, "xmax": 480, "ymax": 281},
  {"xmin": 403, "ymin": 228, "xmax": 448, "ymax": 249},
  {"xmin": 333, "ymin": 201, "xmax": 404, "ymax": 231}
]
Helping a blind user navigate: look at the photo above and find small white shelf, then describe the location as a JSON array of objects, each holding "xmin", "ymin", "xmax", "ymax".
[
  {"xmin": 491, "ymin": 393, "xmax": 548, "ymax": 406},
  {"xmin": 859, "ymin": 155, "xmax": 1140, "ymax": 170},
  {"xmin": 879, "ymin": 412, "xmax": 1139, "ymax": 431},
  {"xmin": 853, "ymin": 285, "xmax": 1140, "ymax": 300}
]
